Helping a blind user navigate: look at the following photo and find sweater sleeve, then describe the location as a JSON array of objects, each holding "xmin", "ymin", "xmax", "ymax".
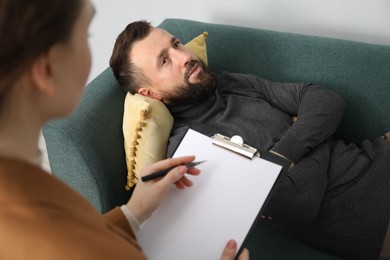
[
  {"xmin": 234, "ymin": 73, "xmax": 346, "ymax": 163},
  {"xmin": 103, "ymin": 206, "xmax": 136, "ymax": 240}
]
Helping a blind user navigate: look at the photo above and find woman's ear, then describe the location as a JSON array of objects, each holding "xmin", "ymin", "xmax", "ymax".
[
  {"xmin": 28, "ymin": 52, "xmax": 56, "ymax": 95},
  {"xmin": 138, "ymin": 87, "xmax": 163, "ymax": 101}
]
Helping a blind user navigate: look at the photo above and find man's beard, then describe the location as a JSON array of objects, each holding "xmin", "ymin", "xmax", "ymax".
[{"xmin": 162, "ymin": 60, "xmax": 217, "ymax": 105}]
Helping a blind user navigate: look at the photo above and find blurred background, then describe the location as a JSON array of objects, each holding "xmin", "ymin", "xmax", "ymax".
[{"xmin": 88, "ymin": 0, "xmax": 390, "ymax": 83}]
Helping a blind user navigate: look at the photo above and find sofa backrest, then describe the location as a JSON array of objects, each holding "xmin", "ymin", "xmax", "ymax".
[
  {"xmin": 159, "ymin": 19, "xmax": 390, "ymax": 143},
  {"xmin": 43, "ymin": 18, "xmax": 390, "ymax": 213}
]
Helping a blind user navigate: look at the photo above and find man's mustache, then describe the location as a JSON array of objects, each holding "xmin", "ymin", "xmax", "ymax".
[{"xmin": 185, "ymin": 60, "xmax": 201, "ymax": 80}]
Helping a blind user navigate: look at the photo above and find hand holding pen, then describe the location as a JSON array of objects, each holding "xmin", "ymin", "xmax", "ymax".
[
  {"xmin": 141, "ymin": 160, "xmax": 206, "ymax": 182},
  {"xmin": 126, "ymin": 156, "xmax": 202, "ymax": 224}
]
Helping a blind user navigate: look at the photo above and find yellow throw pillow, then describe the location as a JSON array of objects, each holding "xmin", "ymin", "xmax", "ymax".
[
  {"xmin": 123, "ymin": 93, "xmax": 173, "ymax": 190},
  {"xmin": 123, "ymin": 32, "xmax": 208, "ymax": 190},
  {"xmin": 185, "ymin": 31, "xmax": 208, "ymax": 65}
]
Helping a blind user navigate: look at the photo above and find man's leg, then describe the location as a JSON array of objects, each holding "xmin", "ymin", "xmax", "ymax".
[{"xmin": 380, "ymin": 131, "xmax": 390, "ymax": 259}]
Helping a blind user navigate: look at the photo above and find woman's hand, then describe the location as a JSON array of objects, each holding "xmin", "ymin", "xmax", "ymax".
[
  {"xmin": 220, "ymin": 240, "xmax": 250, "ymax": 260},
  {"xmin": 126, "ymin": 156, "xmax": 201, "ymax": 224}
]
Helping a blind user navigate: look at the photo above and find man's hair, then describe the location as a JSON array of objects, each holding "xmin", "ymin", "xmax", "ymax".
[
  {"xmin": 0, "ymin": 0, "xmax": 83, "ymax": 107},
  {"xmin": 109, "ymin": 20, "xmax": 153, "ymax": 93}
]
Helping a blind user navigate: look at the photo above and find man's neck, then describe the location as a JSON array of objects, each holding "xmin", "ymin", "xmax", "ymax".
[{"xmin": 166, "ymin": 94, "xmax": 216, "ymax": 119}]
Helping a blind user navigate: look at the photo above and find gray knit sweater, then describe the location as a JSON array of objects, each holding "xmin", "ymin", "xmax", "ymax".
[{"xmin": 166, "ymin": 72, "xmax": 390, "ymax": 260}]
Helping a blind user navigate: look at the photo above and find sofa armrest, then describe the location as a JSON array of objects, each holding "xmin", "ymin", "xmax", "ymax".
[{"xmin": 43, "ymin": 68, "xmax": 131, "ymax": 213}]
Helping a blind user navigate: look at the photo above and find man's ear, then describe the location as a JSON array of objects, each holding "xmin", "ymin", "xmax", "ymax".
[
  {"xmin": 138, "ymin": 87, "xmax": 163, "ymax": 101},
  {"xmin": 28, "ymin": 52, "xmax": 56, "ymax": 95}
]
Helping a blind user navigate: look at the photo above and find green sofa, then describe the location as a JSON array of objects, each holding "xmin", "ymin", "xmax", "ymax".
[{"xmin": 43, "ymin": 18, "xmax": 390, "ymax": 259}]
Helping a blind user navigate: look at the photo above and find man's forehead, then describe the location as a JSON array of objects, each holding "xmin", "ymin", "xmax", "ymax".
[
  {"xmin": 130, "ymin": 28, "xmax": 174, "ymax": 66},
  {"xmin": 152, "ymin": 28, "xmax": 174, "ymax": 38}
]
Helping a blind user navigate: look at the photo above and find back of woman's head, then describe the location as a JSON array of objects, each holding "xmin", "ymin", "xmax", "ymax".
[{"xmin": 0, "ymin": 0, "xmax": 83, "ymax": 104}]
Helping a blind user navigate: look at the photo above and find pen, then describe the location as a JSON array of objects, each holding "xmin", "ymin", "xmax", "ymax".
[{"xmin": 141, "ymin": 160, "xmax": 206, "ymax": 182}]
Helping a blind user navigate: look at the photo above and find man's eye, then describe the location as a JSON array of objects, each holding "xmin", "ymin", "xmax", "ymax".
[
  {"xmin": 162, "ymin": 58, "xmax": 168, "ymax": 65},
  {"xmin": 173, "ymin": 41, "xmax": 182, "ymax": 48}
]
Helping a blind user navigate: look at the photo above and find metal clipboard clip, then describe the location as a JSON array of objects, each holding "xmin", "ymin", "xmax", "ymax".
[{"xmin": 211, "ymin": 133, "xmax": 260, "ymax": 159}]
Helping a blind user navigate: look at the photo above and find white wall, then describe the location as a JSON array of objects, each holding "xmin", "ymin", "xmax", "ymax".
[{"xmin": 88, "ymin": 0, "xmax": 390, "ymax": 82}]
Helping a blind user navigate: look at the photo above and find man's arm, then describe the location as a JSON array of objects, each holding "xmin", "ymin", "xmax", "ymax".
[{"xmin": 238, "ymin": 73, "xmax": 346, "ymax": 164}]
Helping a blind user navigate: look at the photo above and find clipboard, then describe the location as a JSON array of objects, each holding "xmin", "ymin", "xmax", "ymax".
[{"xmin": 136, "ymin": 128, "xmax": 283, "ymax": 260}]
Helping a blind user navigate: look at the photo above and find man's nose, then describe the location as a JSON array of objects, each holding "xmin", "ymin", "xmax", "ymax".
[{"xmin": 172, "ymin": 49, "xmax": 192, "ymax": 67}]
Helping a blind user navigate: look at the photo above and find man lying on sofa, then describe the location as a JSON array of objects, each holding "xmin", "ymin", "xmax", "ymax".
[{"xmin": 109, "ymin": 20, "xmax": 390, "ymax": 260}]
